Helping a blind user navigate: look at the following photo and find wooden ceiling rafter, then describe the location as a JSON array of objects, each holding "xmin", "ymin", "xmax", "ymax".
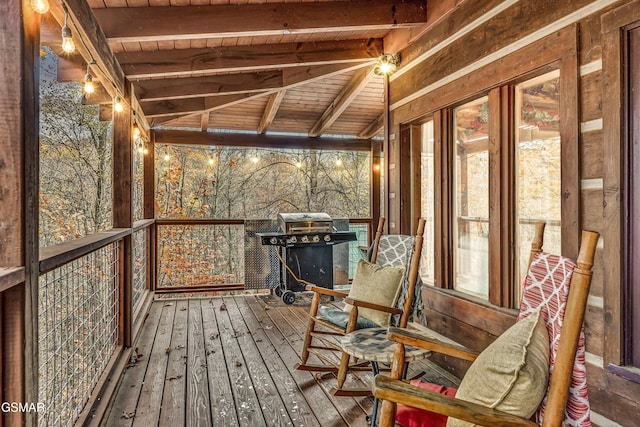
[
  {"xmin": 358, "ymin": 113, "xmax": 385, "ymax": 139},
  {"xmin": 147, "ymin": 62, "xmax": 373, "ymax": 123},
  {"xmin": 308, "ymin": 66, "xmax": 377, "ymax": 137},
  {"xmin": 258, "ymin": 90, "xmax": 287, "ymax": 134},
  {"xmin": 117, "ymin": 39, "xmax": 383, "ymax": 79},
  {"xmin": 94, "ymin": 1, "xmax": 428, "ymax": 44}
]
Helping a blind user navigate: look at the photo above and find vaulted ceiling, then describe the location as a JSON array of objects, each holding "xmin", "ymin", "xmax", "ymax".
[{"xmin": 41, "ymin": 0, "xmax": 432, "ymax": 139}]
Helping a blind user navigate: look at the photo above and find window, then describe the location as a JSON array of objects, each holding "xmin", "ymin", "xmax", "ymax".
[
  {"xmin": 515, "ymin": 71, "xmax": 562, "ymax": 301},
  {"xmin": 453, "ymin": 97, "xmax": 490, "ymax": 298},
  {"xmin": 420, "ymin": 120, "xmax": 435, "ymax": 285}
]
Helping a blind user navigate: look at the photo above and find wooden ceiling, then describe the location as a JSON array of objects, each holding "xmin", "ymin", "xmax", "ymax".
[{"xmin": 41, "ymin": 0, "xmax": 431, "ymax": 139}]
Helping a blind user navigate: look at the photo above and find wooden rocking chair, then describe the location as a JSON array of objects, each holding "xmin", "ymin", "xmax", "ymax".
[
  {"xmin": 372, "ymin": 224, "xmax": 599, "ymax": 427},
  {"xmin": 295, "ymin": 217, "xmax": 426, "ymax": 396}
]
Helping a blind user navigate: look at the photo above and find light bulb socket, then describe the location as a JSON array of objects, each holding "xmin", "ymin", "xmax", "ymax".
[{"xmin": 62, "ymin": 25, "xmax": 72, "ymax": 38}]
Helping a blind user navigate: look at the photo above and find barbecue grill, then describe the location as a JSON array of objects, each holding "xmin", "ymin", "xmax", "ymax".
[{"xmin": 258, "ymin": 213, "xmax": 357, "ymax": 304}]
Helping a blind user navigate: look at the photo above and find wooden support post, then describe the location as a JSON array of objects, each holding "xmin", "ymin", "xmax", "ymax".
[
  {"xmin": 113, "ymin": 89, "xmax": 133, "ymax": 348},
  {"xmin": 0, "ymin": 1, "xmax": 40, "ymax": 426},
  {"xmin": 371, "ymin": 139, "xmax": 382, "ymax": 239}
]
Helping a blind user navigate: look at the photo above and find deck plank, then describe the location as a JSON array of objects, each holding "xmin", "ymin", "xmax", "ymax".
[
  {"xmin": 109, "ymin": 296, "xmax": 393, "ymax": 427},
  {"xmin": 214, "ymin": 297, "xmax": 268, "ymax": 427},
  {"xmin": 133, "ymin": 302, "xmax": 177, "ymax": 427},
  {"xmin": 187, "ymin": 299, "xmax": 213, "ymax": 427},
  {"xmin": 225, "ymin": 297, "xmax": 293, "ymax": 426},
  {"xmin": 158, "ymin": 299, "xmax": 189, "ymax": 427},
  {"xmin": 105, "ymin": 301, "xmax": 163, "ymax": 426},
  {"xmin": 268, "ymin": 304, "xmax": 372, "ymax": 427},
  {"xmin": 233, "ymin": 296, "xmax": 321, "ymax": 427},
  {"xmin": 201, "ymin": 298, "xmax": 240, "ymax": 427},
  {"xmin": 245, "ymin": 295, "xmax": 350, "ymax": 427}
]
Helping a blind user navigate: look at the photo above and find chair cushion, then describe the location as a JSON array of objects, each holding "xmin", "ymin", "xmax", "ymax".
[
  {"xmin": 317, "ymin": 306, "xmax": 379, "ymax": 330},
  {"xmin": 343, "ymin": 258, "xmax": 405, "ymax": 327},
  {"xmin": 396, "ymin": 380, "xmax": 457, "ymax": 427},
  {"xmin": 446, "ymin": 309, "xmax": 549, "ymax": 427},
  {"xmin": 516, "ymin": 252, "xmax": 590, "ymax": 426}
]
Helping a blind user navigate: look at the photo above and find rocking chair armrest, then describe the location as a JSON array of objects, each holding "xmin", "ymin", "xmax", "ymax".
[
  {"xmin": 344, "ymin": 297, "xmax": 403, "ymax": 315},
  {"xmin": 386, "ymin": 327, "xmax": 479, "ymax": 362},
  {"xmin": 373, "ymin": 375, "xmax": 537, "ymax": 427},
  {"xmin": 304, "ymin": 285, "xmax": 349, "ymax": 299}
]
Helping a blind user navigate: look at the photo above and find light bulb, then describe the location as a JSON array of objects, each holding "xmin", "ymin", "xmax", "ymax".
[
  {"xmin": 335, "ymin": 159, "xmax": 343, "ymax": 166},
  {"xmin": 61, "ymin": 25, "xmax": 74, "ymax": 53},
  {"xmin": 133, "ymin": 124, "xmax": 141, "ymax": 138},
  {"xmin": 83, "ymin": 73, "xmax": 94, "ymax": 94},
  {"xmin": 137, "ymin": 146, "xmax": 144, "ymax": 154},
  {"xmin": 251, "ymin": 156, "xmax": 259, "ymax": 163},
  {"xmin": 31, "ymin": 0, "xmax": 49, "ymax": 14},
  {"xmin": 143, "ymin": 147, "xmax": 149, "ymax": 155},
  {"xmin": 114, "ymin": 96, "xmax": 124, "ymax": 113},
  {"xmin": 209, "ymin": 158, "xmax": 215, "ymax": 165},
  {"xmin": 164, "ymin": 154, "xmax": 170, "ymax": 161},
  {"xmin": 295, "ymin": 161, "xmax": 302, "ymax": 168}
]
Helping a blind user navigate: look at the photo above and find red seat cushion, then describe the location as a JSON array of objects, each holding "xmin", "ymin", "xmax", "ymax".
[{"xmin": 396, "ymin": 380, "xmax": 457, "ymax": 427}]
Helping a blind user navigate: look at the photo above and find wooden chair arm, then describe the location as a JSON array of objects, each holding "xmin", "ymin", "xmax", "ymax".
[
  {"xmin": 343, "ymin": 297, "xmax": 403, "ymax": 315},
  {"xmin": 304, "ymin": 285, "xmax": 349, "ymax": 299},
  {"xmin": 386, "ymin": 327, "xmax": 479, "ymax": 362},
  {"xmin": 373, "ymin": 375, "xmax": 537, "ymax": 427}
]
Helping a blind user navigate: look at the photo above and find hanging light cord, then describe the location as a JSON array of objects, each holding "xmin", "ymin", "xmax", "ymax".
[{"xmin": 271, "ymin": 246, "xmax": 316, "ymax": 287}]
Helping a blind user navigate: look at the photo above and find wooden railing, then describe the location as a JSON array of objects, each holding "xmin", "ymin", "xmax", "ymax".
[{"xmin": 33, "ymin": 219, "xmax": 155, "ymax": 426}]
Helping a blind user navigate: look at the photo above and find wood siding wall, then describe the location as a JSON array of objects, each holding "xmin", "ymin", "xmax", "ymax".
[{"xmin": 384, "ymin": 0, "xmax": 640, "ymax": 425}]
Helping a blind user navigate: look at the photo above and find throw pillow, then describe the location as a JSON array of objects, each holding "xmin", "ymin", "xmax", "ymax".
[
  {"xmin": 343, "ymin": 258, "xmax": 405, "ymax": 327},
  {"xmin": 446, "ymin": 308, "xmax": 549, "ymax": 427}
]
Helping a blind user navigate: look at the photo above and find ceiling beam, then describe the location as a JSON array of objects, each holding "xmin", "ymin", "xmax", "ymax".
[
  {"xmin": 133, "ymin": 62, "xmax": 368, "ymax": 102},
  {"xmin": 135, "ymin": 71, "xmax": 283, "ymax": 102},
  {"xmin": 95, "ymin": 1, "xmax": 427, "ymax": 43},
  {"xmin": 117, "ymin": 39, "xmax": 382, "ymax": 79},
  {"xmin": 144, "ymin": 92, "xmax": 269, "ymax": 118},
  {"xmin": 358, "ymin": 114, "xmax": 385, "ymax": 139},
  {"xmin": 141, "ymin": 63, "xmax": 371, "ymax": 120},
  {"xmin": 308, "ymin": 66, "xmax": 377, "ymax": 137},
  {"xmin": 153, "ymin": 129, "xmax": 372, "ymax": 152},
  {"xmin": 258, "ymin": 90, "xmax": 287, "ymax": 134},
  {"xmin": 200, "ymin": 113, "xmax": 210, "ymax": 132}
]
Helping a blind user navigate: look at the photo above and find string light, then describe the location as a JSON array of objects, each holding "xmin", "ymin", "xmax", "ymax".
[
  {"xmin": 31, "ymin": 0, "xmax": 49, "ymax": 14},
  {"xmin": 164, "ymin": 154, "xmax": 170, "ymax": 161},
  {"xmin": 295, "ymin": 161, "xmax": 303, "ymax": 168},
  {"xmin": 113, "ymin": 95, "xmax": 124, "ymax": 113},
  {"xmin": 83, "ymin": 62, "xmax": 95, "ymax": 94},
  {"xmin": 335, "ymin": 159, "xmax": 343, "ymax": 167},
  {"xmin": 209, "ymin": 158, "xmax": 215, "ymax": 165},
  {"xmin": 132, "ymin": 122, "xmax": 141, "ymax": 138},
  {"xmin": 61, "ymin": 8, "xmax": 75, "ymax": 53},
  {"xmin": 250, "ymin": 156, "xmax": 259, "ymax": 163},
  {"xmin": 143, "ymin": 147, "xmax": 148, "ymax": 155}
]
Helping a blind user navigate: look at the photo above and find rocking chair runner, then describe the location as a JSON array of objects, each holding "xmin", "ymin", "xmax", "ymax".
[
  {"xmin": 372, "ymin": 225, "xmax": 600, "ymax": 427},
  {"xmin": 295, "ymin": 218, "xmax": 426, "ymax": 396}
]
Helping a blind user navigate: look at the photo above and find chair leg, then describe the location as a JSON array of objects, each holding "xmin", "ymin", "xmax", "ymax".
[
  {"xmin": 336, "ymin": 351, "xmax": 351, "ymax": 389},
  {"xmin": 299, "ymin": 293, "xmax": 322, "ymax": 365}
]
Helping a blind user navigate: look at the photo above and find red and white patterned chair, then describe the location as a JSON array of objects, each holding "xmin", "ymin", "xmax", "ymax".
[{"xmin": 372, "ymin": 223, "xmax": 599, "ymax": 427}]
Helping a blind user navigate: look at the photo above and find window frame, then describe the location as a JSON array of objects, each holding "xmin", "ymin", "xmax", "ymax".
[{"xmin": 405, "ymin": 26, "xmax": 579, "ymax": 311}]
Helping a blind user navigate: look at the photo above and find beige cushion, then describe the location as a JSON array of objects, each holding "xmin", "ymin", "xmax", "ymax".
[
  {"xmin": 447, "ymin": 309, "xmax": 549, "ymax": 427},
  {"xmin": 343, "ymin": 258, "xmax": 405, "ymax": 327}
]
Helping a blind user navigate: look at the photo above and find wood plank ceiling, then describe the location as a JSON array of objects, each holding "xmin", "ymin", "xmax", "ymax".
[{"xmin": 41, "ymin": 0, "xmax": 429, "ymax": 139}]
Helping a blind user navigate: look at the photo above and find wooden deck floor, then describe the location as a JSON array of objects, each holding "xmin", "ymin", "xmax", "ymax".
[{"xmin": 104, "ymin": 294, "xmax": 456, "ymax": 427}]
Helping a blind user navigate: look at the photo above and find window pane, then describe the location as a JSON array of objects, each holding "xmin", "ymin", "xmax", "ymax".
[
  {"xmin": 420, "ymin": 120, "xmax": 435, "ymax": 285},
  {"xmin": 515, "ymin": 70, "xmax": 562, "ymax": 302},
  {"xmin": 453, "ymin": 97, "xmax": 490, "ymax": 298}
]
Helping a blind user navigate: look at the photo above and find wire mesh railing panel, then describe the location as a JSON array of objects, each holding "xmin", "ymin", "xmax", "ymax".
[
  {"xmin": 38, "ymin": 243, "xmax": 119, "ymax": 427},
  {"xmin": 132, "ymin": 228, "xmax": 147, "ymax": 311},
  {"xmin": 157, "ymin": 224, "xmax": 244, "ymax": 288}
]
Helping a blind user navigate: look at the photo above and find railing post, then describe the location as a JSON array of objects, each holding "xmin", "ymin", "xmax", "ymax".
[{"xmin": 113, "ymin": 84, "xmax": 133, "ymax": 348}]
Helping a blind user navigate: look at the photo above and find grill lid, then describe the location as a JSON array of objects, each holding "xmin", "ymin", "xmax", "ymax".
[{"xmin": 278, "ymin": 212, "xmax": 333, "ymax": 234}]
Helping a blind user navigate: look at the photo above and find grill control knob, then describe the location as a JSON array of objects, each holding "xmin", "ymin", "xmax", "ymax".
[
  {"xmin": 323, "ymin": 234, "xmax": 332, "ymax": 242},
  {"xmin": 290, "ymin": 236, "xmax": 297, "ymax": 243},
  {"xmin": 270, "ymin": 237, "xmax": 279, "ymax": 245},
  {"xmin": 312, "ymin": 235, "xmax": 320, "ymax": 242},
  {"xmin": 301, "ymin": 235, "xmax": 309, "ymax": 243}
]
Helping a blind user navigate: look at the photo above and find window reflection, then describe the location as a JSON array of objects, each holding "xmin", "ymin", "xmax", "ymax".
[{"xmin": 453, "ymin": 97, "xmax": 490, "ymax": 298}]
